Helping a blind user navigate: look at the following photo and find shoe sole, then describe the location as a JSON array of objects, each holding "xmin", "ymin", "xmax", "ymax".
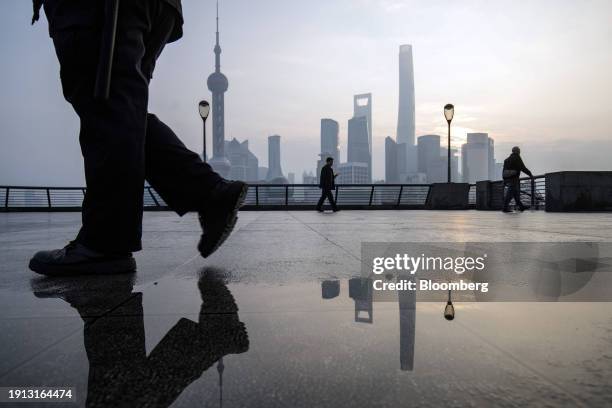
[
  {"xmin": 28, "ymin": 257, "xmax": 136, "ymax": 276},
  {"xmin": 198, "ymin": 183, "xmax": 248, "ymax": 258}
]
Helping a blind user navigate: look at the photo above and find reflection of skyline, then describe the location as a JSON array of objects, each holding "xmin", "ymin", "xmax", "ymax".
[
  {"xmin": 30, "ymin": 270, "xmax": 249, "ymax": 407},
  {"xmin": 326, "ymin": 278, "xmax": 416, "ymax": 371},
  {"xmin": 398, "ymin": 284, "xmax": 416, "ymax": 371},
  {"xmin": 348, "ymin": 278, "xmax": 373, "ymax": 323}
]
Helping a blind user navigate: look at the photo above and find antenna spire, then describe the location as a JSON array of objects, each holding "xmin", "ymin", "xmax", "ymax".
[{"xmin": 214, "ymin": 0, "xmax": 221, "ymax": 72}]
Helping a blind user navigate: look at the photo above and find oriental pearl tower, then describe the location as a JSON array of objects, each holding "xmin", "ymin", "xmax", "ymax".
[{"xmin": 207, "ymin": 1, "xmax": 231, "ymax": 177}]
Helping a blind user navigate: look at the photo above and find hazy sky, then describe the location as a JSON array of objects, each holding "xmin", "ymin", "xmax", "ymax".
[{"xmin": 1, "ymin": 0, "xmax": 611, "ymax": 185}]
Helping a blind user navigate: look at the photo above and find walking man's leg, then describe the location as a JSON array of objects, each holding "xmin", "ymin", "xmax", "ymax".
[
  {"xmin": 327, "ymin": 190, "xmax": 339, "ymax": 212},
  {"xmin": 316, "ymin": 190, "xmax": 326, "ymax": 212},
  {"xmin": 138, "ymin": 3, "xmax": 247, "ymax": 258},
  {"xmin": 30, "ymin": 2, "xmax": 154, "ymax": 275},
  {"xmin": 30, "ymin": 1, "xmax": 245, "ymax": 276},
  {"xmin": 512, "ymin": 180, "xmax": 525, "ymax": 211},
  {"xmin": 503, "ymin": 182, "xmax": 513, "ymax": 212}
]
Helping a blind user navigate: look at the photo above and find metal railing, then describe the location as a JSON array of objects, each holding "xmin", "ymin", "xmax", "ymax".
[
  {"xmin": 242, "ymin": 184, "xmax": 433, "ymax": 210},
  {"xmin": 0, "ymin": 185, "xmax": 168, "ymax": 212},
  {"xmin": 488, "ymin": 175, "xmax": 546, "ymax": 210},
  {"xmin": 0, "ymin": 177, "xmax": 545, "ymax": 212}
]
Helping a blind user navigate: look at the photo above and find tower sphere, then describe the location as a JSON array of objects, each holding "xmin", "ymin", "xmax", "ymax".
[{"xmin": 207, "ymin": 72, "xmax": 228, "ymax": 92}]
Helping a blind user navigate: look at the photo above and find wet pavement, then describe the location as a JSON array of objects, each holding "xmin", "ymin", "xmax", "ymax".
[{"xmin": 1, "ymin": 210, "xmax": 612, "ymax": 407}]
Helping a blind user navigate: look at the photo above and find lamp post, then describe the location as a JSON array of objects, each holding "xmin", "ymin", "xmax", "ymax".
[
  {"xmin": 198, "ymin": 100, "xmax": 210, "ymax": 161},
  {"xmin": 444, "ymin": 104, "xmax": 454, "ymax": 183}
]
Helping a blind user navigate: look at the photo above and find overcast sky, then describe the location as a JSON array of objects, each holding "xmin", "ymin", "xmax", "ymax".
[{"xmin": 1, "ymin": 0, "xmax": 611, "ymax": 185}]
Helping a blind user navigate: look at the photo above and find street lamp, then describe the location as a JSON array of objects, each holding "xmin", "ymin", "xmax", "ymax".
[
  {"xmin": 198, "ymin": 100, "xmax": 210, "ymax": 161},
  {"xmin": 444, "ymin": 104, "xmax": 454, "ymax": 183}
]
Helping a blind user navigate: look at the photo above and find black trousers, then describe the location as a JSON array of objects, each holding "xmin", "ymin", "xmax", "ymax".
[
  {"xmin": 503, "ymin": 179, "xmax": 524, "ymax": 210},
  {"xmin": 47, "ymin": 0, "xmax": 222, "ymax": 253},
  {"xmin": 317, "ymin": 189, "xmax": 337, "ymax": 210}
]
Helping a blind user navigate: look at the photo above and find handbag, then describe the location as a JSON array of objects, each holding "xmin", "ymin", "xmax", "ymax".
[{"xmin": 503, "ymin": 169, "xmax": 518, "ymax": 178}]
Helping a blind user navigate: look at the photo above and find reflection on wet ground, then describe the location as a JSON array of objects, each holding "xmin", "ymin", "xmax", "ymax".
[{"xmin": 1, "ymin": 211, "xmax": 612, "ymax": 407}]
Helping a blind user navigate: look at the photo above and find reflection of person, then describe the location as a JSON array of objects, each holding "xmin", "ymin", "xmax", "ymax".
[
  {"xmin": 30, "ymin": 269, "xmax": 249, "ymax": 407},
  {"xmin": 29, "ymin": 0, "xmax": 246, "ymax": 276},
  {"xmin": 502, "ymin": 146, "xmax": 533, "ymax": 213},
  {"xmin": 316, "ymin": 157, "xmax": 339, "ymax": 213}
]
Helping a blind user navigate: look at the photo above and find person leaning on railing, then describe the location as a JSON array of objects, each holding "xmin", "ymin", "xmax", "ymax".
[{"xmin": 502, "ymin": 146, "xmax": 533, "ymax": 213}]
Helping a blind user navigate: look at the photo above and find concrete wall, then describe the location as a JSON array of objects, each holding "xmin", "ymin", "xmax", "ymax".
[
  {"xmin": 546, "ymin": 172, "xmax": 612, "ymax": 212},
  {"xmin": 425, "ymin": 183, "xmax": 470, "ymax": 210}
]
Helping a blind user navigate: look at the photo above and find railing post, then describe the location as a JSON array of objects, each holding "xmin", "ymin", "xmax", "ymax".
[
  {"xmin": 5, "ymin": 188, "xmax": 9, "ymax": 208},
  {"xmin": 285, "ymin": 185, "xmax": 289, "ymax": 206},
  {"xmin": 46, "ymin": 188, "xmax": 51, "ymax": 208},
  {"xmin": 397, "ymin": 186, "xmax": 403, "ymax": 207},
  {"xmin": 530, "ymin": 178, "xmax": 535, "ymax": 209},
  {"xmin": 255, "ymin": 186, "xmax": 259, "ymax": 206},
  {"xmin": 368, "ymin": 186, "xmax": 374, "ymax": 206},
  {"xmin": 335, "ymin": 185, "xmax": 339, "ymax": 206}
]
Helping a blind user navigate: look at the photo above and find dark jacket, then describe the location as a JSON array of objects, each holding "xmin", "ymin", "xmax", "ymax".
[
  {"xmin": 319, "ymin": 164, "xmax": 336, "ymax": 191},
  {"xmin": 503, "ymin": 152, "xmax": 532, "ymax": 180},
  {"xmin": 34, "ymin": 0, "xmax": 183, "ymax": 43}
]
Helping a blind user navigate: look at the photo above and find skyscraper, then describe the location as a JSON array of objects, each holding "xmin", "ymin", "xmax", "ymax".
[
  {"xmin": 353, "ymin": 94, "xmax": 372, "ymax": 182},
  {"xmin": 348, "ymin": 117, "xmax": 370, "ymax": 165},
  {"xmin": 225, "ymin": 138, "xmax": 259, "ymax": 182},
  {"xmin": 266, "ymin": 135, "xmax": 284, "ymax": 181},
  {"xmin": 397, "ymin": 45, "xmax": 415, "ymax": 148},
  {"xmin": 206, "ymin": 1, "xmax": 231, "ymax": 177},
  {"xmin": 461, "ymin": 133, "xmax": 495, "ymax": 183},
  {"xmin": 385, "ymin": 136, "xmax": 409, "ymax": 184},
  {"xmin": 385, "ymin": 137, "xmax": 399, "ymax": 183},
  {"xmin": 320, "ymin": 119, "xmax": 339, "ymax": 163},
  {"xmin": 417, "ymin": 135, "xmax": 445, "ymax": 183},
  {"xmin": 337, "ymin": 162, "xmax": 369, "ymax": 184}
]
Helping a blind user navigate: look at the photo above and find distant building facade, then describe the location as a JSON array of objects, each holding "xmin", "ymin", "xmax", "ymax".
[
  {"xmin": 337, "ymin": 162, "xmax": 369, "ymax": 184},
  {"xmin": 320, "ymin": 119, "xmax": 340, "ymax": 163},
  {"xmin": 385, "ymin": 136, "xmax": 409, "ymax": 183},
  {"xmin": 397, "ymin": 45, "xmax": 415, "ymax": 148},
  {"xmin": 353, "ymin": 94, "xmax": 372, "ymax": 182},
  {"xmin": 266, "ymin": 135, "xmax": 284, "ymax": 181},
  {"xmin": 257, "ymin": 167, "xmax": 268, "ymax": 181},
  {"xmin": 347, "ymin": 116, "xmax": 371, "ymax": 182},
  {"xmin": 225, "ymin": 138, "xmax": 259, "ymax": 182},
  {"xmin": 396, "ymin": 45, "xmax": 417, "ymax": 176},
  {"xmin": 302, "ymin": 171, "xmax": 317, "ymax": 185},
  {"xmin": 461, "ymin": 133, "xmax": 495, "ymax": 183},
  {"xmin": 440, "ymin": 146, "xmax": 460, "ymax": 182},
  {"xmin": 417, "ymin": 135, "xmax": 445, "ymax": 183}
]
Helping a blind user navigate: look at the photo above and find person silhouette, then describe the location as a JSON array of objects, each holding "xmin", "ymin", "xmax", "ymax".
[
  {"xmin": 502, "ymin": 146, "xmax": 533, "ymax": 213},
  {"xmin": 29, "ymin": 0, "xmax": 246, "ymax": 276},
  {"xmin": 316, "ymin": 157, "xmax": 339, "ymax": 213},
  {"xmin": 30, "ymin": 268, "xmax": 249, "ymax": 407}
]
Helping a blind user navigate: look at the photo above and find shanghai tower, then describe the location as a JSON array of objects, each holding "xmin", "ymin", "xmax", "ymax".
[
  {"xmin": 207, "ymin": 1, "xmax": 231, "ymax": 177},
  {"xmin": 397, "ymin": 44, "xmax": 415, "ymax": 148}
]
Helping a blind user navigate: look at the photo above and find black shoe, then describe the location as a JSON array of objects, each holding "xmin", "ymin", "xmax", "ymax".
[
  {"xmin": 333, "ymin": 208, "xmax": 341, "ymax": 212},
  {"xmin": 316, "ymin": 208, "xmax": 324, "ymax": 213},
  {"xmin": 198, "ymin": 181, "xmax": 248, "ymax": 258},
  {"xmin": 502, "ymin": 208, "xmax": 513, "ymax": 213},
  {"xmin": 28, "ymin": 242, "xmax": 136, "ymax": 276},
  {"xmin": 517, "ymin": 206, "xmax": 526, "ymax": 212}
]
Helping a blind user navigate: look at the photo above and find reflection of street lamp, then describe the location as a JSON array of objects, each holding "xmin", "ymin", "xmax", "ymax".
[
  {"xmin": 444, "ymin": 104, "xmax": 454, "ymax": 183},
  {"xmin": 444, "ymin": 289, "xmax": 455, "ymax": 320},
  {"xmin": 198, "ymin": 100, "xmax": 210, "ymax": 161}
]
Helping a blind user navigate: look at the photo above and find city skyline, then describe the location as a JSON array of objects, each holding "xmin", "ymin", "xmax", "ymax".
[{"xmin": 1, "ymin": 0, "xmax": 611, "ymax": 185}]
